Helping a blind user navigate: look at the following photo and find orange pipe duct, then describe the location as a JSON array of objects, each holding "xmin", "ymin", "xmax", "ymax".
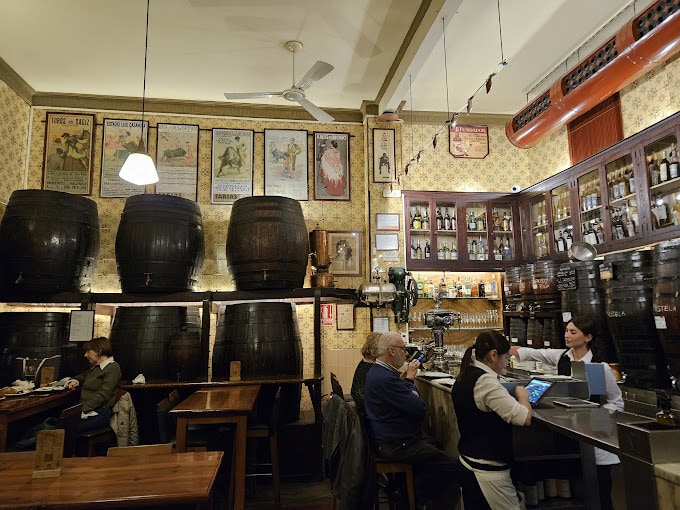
[{"xmin": 506, "ymin": 0, "xmax": 680, "ymax": 149}]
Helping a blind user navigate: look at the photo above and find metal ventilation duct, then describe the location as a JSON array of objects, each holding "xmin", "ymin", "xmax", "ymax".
[{"xmin": 506, "ymin": 0, "xmax": 680, "ymax": 149}]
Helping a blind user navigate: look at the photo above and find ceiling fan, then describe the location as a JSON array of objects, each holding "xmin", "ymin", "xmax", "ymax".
[{"xmin": 224, "ymin": 40, "xmax": 335, "ymax": 123}]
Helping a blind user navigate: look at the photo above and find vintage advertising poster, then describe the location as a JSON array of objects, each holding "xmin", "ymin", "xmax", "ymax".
[
  {"xmin": 154, "ymin": 123, "xmax": 199, "ymax": 201},
  {"xmin": 373, "ymin": 128, "xmax": 395, "ymax": 183},
  {"xmin": 42, "ymin": 112, "xmax": 95, "ymax": 194},
  {"xmin": 264, "ymin": 129, "xmax": 308, "ymax": 201},
  {"xmin": 100, "ymin": 119, "xmax": 149, "ymax": 198},
  {"xmin": 449, "ymin": 124, "xmax": 489, "ymax": 159},
  {"xmin": 314, "ymin": 132, "xmax": 350, "ymax": 201},
  {"xmin": 210, "ymin": 129, "xmax": 253, "ymax": 204}
]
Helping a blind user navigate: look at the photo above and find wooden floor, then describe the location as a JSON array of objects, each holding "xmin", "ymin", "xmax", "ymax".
[{"xmin": 244, "ymin": 480, "xmax": 336, "ymax": 510}]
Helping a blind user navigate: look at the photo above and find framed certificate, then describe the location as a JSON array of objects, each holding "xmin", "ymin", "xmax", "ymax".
[{"xmin": 336, "ymin": 303, "xmax": 355, "ymax": 330}]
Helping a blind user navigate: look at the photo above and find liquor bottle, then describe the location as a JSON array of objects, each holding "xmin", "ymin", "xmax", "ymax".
[
  {"xmin": 410, "ymin": 239, "xmax": 417, "ymax": 259},
  {"xmin": 478, "ymin": 278, "xmax": 485, "ymax": 298},
  {"xmin": 626, "ymin": 213, "xmax": 636, "ymax": 237},
  {"xmin": 619, "ymin": 169, "xmax": 629, "ymax": 197},
  {"xmin": 416, "ymin": 239, "xmax": 423, "ymax": 259},
  {"xmin": 497, "ymin": 237, "xmax": 504, "ymax": 260},
  {"xmin": 464, "ymin": 276, "xmax": 472, "ymax": 297},
  {"xmin": 439, "ymin": 278, "xmax": 447, "ymax": 297},
  {"xmin": 654, "ymin": 195, "xmax": 669, "ymax": 226},
  {"xmin": 437, "ymin": 243, "xmax": 445, "ymax": 260},
  {"xmin": 444, "ymin": 208, "xmax": 452, "ymax": 230},
  {"xmin": 480, "ymin": 238, "xmax": 488, "ymax": 260},
  {"xmin": 562, "ymin": 193, "xmax": 570, "ymax": 218},
  {"xmin": 581, "ymin": 183, "xmax": 588, "ymax": 211},
  {"xmin": 444, "ymin": 242, "xmax": 451, "ymax": 260},
  {"xmin": 673, "ymin": 200, "xmax": 680, "ymax": 226},
  {"xmin": 556, "ymin": 230, "xmax": 566, "ymax": 252},
  {"xmin": 451, "ymin": 243, "xmax": 458, "ymax": 260},
  {"xmin": 660, "ymin": 151, "xmax": 669, "ymax": 183},
  {"xmin": 541, "ymin": 202, "xmax": 547, "ymax": 226},
  {"xmin": 608, "ymin": 173, "xmax": 616, "ymax": 200},
  {"xmin": 565, "ymin": 229, "xmax": 573, "ymax": 250},
  {"xmin": 489, "ymin": 277, "xmax": 498, "ymax": 298},
  {"xmin": 595, "ymin": 220, "xmax": 605, "ymax": 244},
  {"xmin": 469, "ymin": 239, "xmax": 477, "ymax": 260},
  {"xmin": 626, "ymin": 165, "xmax": 636, "ymax": 193},
  {"xmin": 456, "ymin": 276, "xmax": 463, "ymax": 297},
  {"xmin": 476, "ymin": 213, "xmax": 484, "ymax": 231},
  {"xmin": 424, "ymin": 240, "xmax": 431, "ymax": 258},
  {"xmin": 492, "ymin": 208, "xmax": 500, "ymax": 230},
  {"xmin": 471, "ymin": 278, "xmax": 479, "ymax": 297},
  {"xmin": 650, "ymin": 155, "xmax": 660, "ymax": 186},
  {"xmin": 669, "ymin": 146, "xmax": 679, "ymax": 180},
  {"xmin": 503, "ymin": 236, "xmax": 512, "ymax": 259},
  {"xmin": 468, "ymin": 212, "xmax": 477, "ymax": 231},
  {"xmin": 451, "ymin": 211, "xmax": 456, "ymax": 230},
  {"xmin": 436, "ymin": 208, "xmax": 443, "ymax": 230},
  {"xmin": 413, "ymin": 207, "xmax": 422, "ymax": 229},
  {"xmin": 423, "ymin": 279, "xmax": 429, "ymax": 297},
  {"xmin": 416, "ymin": 274, "xmax": 424, "ymax": 298}
]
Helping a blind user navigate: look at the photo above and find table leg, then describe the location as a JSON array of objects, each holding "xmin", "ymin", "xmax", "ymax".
[
  {"xmin": 233, "ymin": 415, "xmax": 247, "ymax": 510},
  {"xmin": 175, "ymin": 417, "xmax": 188, "ymax": 453},
  {"xmin": 0, "ymin": 417, "xmax": 7, "ymax": 452},
  {"xmin": 579, "ymin": 441, "xmax": 601, "ymax": 509}
]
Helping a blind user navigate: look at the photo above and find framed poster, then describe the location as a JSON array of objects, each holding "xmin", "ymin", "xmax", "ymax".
[
  {"xmin": 449, "ymin": 124, "xmax": 489, "ymax": 159},
  {"xmin": 336, "ymin": 303, "xmax": 355, "ymax": 330},
  {"xmin": 264, "ymin": 129, "xmax": 308, "ymax": 201},
  {"xmin": 43, "ymin": 112, "xmax": 95, "ymax": 194},
  {"xmin": 211, "ymin": 128, "xmax": 254, "ymax": 204},
  {"xmin": 376, "ymin": 213, "xmax": 400, "ymax": 231},
  {"xmin": 68, "ymin": 310, "xmax": 95, "ymax": 342},
  {"xmin": 327, "ymin": 231, "xmax": 362, "ymax": 277},
  {"xmin": 155, "ymin": 123, "xmax": 199, "ymax": 201},
  {"xmin": 373, "ymin": 128, "xmax": 395, "ymax": 183},
  {"xmin": 100, "ymin": 118, "xmax": 148, "ymax": 198},
  {"xmin": 314, "ymin": 132, "xmax": 350, "ymax": 200},
  {"xmin": 375, "ymin": 233, "xmax": 399, "ymax": 251}
]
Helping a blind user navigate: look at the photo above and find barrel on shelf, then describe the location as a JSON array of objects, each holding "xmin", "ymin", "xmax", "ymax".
[
  {"xmin": 226, "ymin": 196, "xmax": 310, "ymax": 290},
  {"xmin": 219, "ymin": 302, "xmax": 302, "ymax": 423},
  {"xmin": 166, "ymin": 329, "xmax": 202, "ymax": 382},
  {"xmin": 0, "ymin": 190, "xmax": 100, "ymax": 294},
  {"xmin": 532, "ymin": 260, "xmax": 561, "ymax": 311},
  {"xmin": 109, "ymin": 306, "xmax": 202, "ymax": 381},
  {"xmin": 603, "ymin": 250, "xmax": 671, "ymax": 389},
  {"xmin": 507, "ymin": 317, "xmax": 527, "ymax": 346},
  {"xmin": 519, "ymin": 264, "xmax": 535, "ymax": 310},
  {"xmin": 504, "ymin": 266, "xmax": 522, "ymax": 311},
  {"xmin": 652, "ymin": 240, "xmax": 680, "ymax": 389},
  {"xmin": 115, "ymin": 194, "xmax": 205, "ymax": 293}
]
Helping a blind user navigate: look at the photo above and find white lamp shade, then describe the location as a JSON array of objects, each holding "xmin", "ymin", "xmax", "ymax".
[{"xmin": 119, "ymin": 153, "xmax": 159, "ymax": 185}]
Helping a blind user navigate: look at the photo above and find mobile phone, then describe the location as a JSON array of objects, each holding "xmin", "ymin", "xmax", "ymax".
[{"xmin": 416, "ymin": 353, "xmax": 425, "ymax": 362}]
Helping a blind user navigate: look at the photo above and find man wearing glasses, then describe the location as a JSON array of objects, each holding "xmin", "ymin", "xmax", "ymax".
[{"xmin": 365, "ymin": 331, "xmax": 460, "ymax": 510}]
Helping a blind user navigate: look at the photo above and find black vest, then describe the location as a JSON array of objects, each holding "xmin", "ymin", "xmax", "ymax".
[{"xmin": 451, "ymin": 366, "xmax": 513, "ymax": 463}]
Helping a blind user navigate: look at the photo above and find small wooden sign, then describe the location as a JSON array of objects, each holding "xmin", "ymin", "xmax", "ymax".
[
  {"xmin": 39, "ymin": 367, "xmax": 55, "ymax": 388},
  {"xmin": 33, "ymin": 429, "xmax": 64, "ymax": 478},
  {"xmin": 230, "ymin": 361, "xmax": 241, "ymax": 382}
]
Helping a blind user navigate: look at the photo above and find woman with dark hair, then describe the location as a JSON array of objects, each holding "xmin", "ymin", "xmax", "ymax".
[
  {"xmin": 66, "ymin": 336, "xmax": 122, "ymax": 432},
  {"xmin": 452, "ymin": 330, "xmax": 532, "ymax": 509},
  {"xmin": 509, "ymin": 316, "xmax": 623, "ymax": 510}
]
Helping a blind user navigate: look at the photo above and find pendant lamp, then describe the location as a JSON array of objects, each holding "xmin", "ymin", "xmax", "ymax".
[{"xmin": 119, "ymin": 0, "xmax": 159, "ymax": 186}]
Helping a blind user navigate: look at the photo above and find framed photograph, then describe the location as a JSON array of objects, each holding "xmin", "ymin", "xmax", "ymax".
[
  {"xmin": 211, "ymin": 128, "xmax": 254, "ymax": 204},
  {"xmin": 327, "ymin": 230, "xmax": 362, "ymax": 277},
  {"xmin": 264, "ymin": 129, "xmax": 308, "ymax": 201},
  {"xmin": 336, "ymin": 303, "xmax": 355, "ymax": 330},
  {"xmin": 155, "ymin": 123, "xmax": 199, "ymax": 201},
  {"xmin": 100, "ymin": 118, "xmax": 149, "ymax": 198},
  {"xmin": 375, "ymin": 233, "xmax": 399, "ymax": 251},
  {"xmin": 43, "ymin": 112, "xmax": 95, "ymax": 194},
  {"xmin": 314, "ymin": 132, "xmax": 350, "ymax": 200},
  {"xmin": 376, "ymin": 213, "xmax": 400, "ymax": 231},
  {"xmin": 373, "ymin": 128, "xmax": 395, "ymax": 183}
]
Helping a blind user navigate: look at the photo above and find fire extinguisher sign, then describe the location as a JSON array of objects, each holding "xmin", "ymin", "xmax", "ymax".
[{"xmin": 320, "ymin": 304, "xmax": 334, "ymax": 326}]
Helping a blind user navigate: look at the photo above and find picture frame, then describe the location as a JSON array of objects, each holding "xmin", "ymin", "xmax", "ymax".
[
  {"xmin": 42, "ymin": 112, "xmax": 95, "ymax": 194},
  {"xmin": 375, "ymin": 233, "xmax": 399, "ymax": 251},
  {"xmin": 100, "ymin": 118, "xmax": 149, "ymax": 198},
  {"xmin": 372, "ymin": 128, "xmax": 396, "ymax": 183},
  {"xmin": 336, "ymin": 303, "xmax": 355, "ymax": 330},
  {"xmin": 314, "ymin": 132, "xmax": 350, "ymax": 200},
  {"xmin": 327, "ymin": 230, "xmax": 362, "ymax": 277},
  {"xmin": 155, "ymin": 123, "xmax": 199, "ymax": 201},
  {"xmin": 372, "ymin": 316, "xmax": 390, "ymax": 333},
  {"xmin": 68, "ymin": 310, "xmax": 95, "ymax": 342},
  {"xmin": 211, "ymin": 128, "xmax": 254, "ymax": 204},
  {"xmin": 264, "ymin": 129, "xmax": 308, "ymax": 201},
  {"xmin": 376, "ymin": 213, "xmax": 400, "ymax": 231},
  {"xmin": 449, "ymin": 124, "xmax": 490, "ymax": 159}
]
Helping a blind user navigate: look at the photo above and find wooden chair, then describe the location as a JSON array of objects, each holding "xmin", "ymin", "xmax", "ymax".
[
  {"xmin": 330, "ymin": 372, "xmax": 345, "ymax": 400},
  {"xmin": 78, "ymin": 426, "xmax": 117, "ymax": 457},
  {"xmin": 375, "ymin": 461, "xmax": 416, "ymax": 510},
  {"xmin": 56, "ymin": 403, "xmax": 83, "ymax": 458},
  {"xmin": 246, "ymin": 386, "xmax": 282, "ymax": 509},
  {"xmin": 107, "ymin": 443, "xmax": 173, "ymax": 456}
]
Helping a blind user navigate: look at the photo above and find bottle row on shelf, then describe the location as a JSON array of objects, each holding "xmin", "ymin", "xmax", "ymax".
[
  {"xmin": 413, "ymin": 272, "xmax": 499, "ymax": 299},
  {"xmin": 409, "ymin": 206, "xmax": 513, "ymax": 233},
  {"xmin": 648, "ymin": 144, "xmax": 679, "ymax": 186},
  {"xmin": 410, "ymin": 236, "xmax": 514, "ymax": 261}
]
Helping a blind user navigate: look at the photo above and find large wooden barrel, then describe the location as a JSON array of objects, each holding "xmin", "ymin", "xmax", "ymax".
[
  {"xmin": 0, "ymin": 190, "xmax": 99, "ymax": 294},
  {"xmin": 519, "ymin": 264, "xmax": 534, "ymax": 310},
  {"xmin": 604, "ymin": 250, "xmax": 670, "ymax": 389},
  {"xmin": 115, "ymin": 194, "xmax": 205, "ymax": 293},
  {"xmin": 226, "ymin": 196, "xmax": 310, "ymax": 290},
  {"xmin": 109, "ymin": 306, "xmax": 202, "ymax": 381},
  {"xmin": 0, "ymin": 312, "xmax": 84, "ymax": 386},
  {"xmin": 220, "ymin": 302, "xmax": 302, "ymax": 423},
  {"xmin": 653, "ymin": 240, "xmax": 680, "ymax": 390},
  {"xmin": 504, "ymin": 266, "xmax": 522, "ymax": 311},
  {"xmin": 167, "ymin": 330, "xmax": 202, "ymax": 382},
  {"xmin": 532, "ymin": 260, "xmax": 561, "ymax": 311}
]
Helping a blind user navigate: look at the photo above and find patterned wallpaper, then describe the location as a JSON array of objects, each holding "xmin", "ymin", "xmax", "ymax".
[{"xmin": 0, "ymin": 80, "xmax": 29, "ymax": 213}]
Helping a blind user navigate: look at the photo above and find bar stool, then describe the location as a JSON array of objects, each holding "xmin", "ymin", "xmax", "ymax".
[{"xmin": 375, "ymin": 460, "xmax": 416, "ymax": 510}]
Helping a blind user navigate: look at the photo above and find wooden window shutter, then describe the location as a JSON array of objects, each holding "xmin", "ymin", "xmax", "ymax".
[{"xmin": 567, "ymin": 93, "xmax": 623, "ymax": 165}]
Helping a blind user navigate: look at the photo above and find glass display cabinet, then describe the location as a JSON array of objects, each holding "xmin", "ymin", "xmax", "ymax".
[
  {"xmin": 465, "ymin": 201, "xmax": 488, "ymax": 261},
  {"xmin": 530, "ymin": 195, "xmax": 549, "ymax": 258},
  {"xmin": 577, "ymin": 168, "xmax": 605, "ymax": 247},
  {"xmin": 604, "ymin": 153, "xmax": 640, "ymax": 242},
  {"xmin": 550, "ymin": 184, "xmax": 573, "ymax": 254},
  {"xmin": 434, "ymin": 199, "xmax": 458, "ymax": 261},
  {"xmin": 644, "ymin": 132, "xmax": 680, "ymax": 232}
]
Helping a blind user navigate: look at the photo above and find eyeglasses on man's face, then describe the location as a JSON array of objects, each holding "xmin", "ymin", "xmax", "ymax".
[{"xmin": 390, "ymin": 344, "xmax": 408, "ymax": 352}]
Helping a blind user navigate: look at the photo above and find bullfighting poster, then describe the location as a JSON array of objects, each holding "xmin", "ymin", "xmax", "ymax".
[
  {"xmin": 42, "ymin": 112, "xmax": 95, "ymax": 195},
  {"xmin": 210, "ymin": 129, "xmax": 253, "ymax": 204},
  {"xmin": 100, "ymin": 118, "xmax": 149, "ymax": 198},
  {"xmin": 314, "ymin": 132, "xmax": 350, "ymax": 201},
  {"xmin": 264, "ymin": 129, "xmax": 308, "ymax": 201},
  {"xmin": 154, "ymin": 123, "xmax": 199, "ymax": 201}
]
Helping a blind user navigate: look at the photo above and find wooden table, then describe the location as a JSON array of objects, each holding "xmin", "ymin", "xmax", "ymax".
[
  {"xmin": 170, "ymin": 385, "xmax": 260, "ymax": 510},
  {"xmin": 0, "ymin": 450, "xmax": 223, "ymax": 509},
  {"xmin": 0, "ymin": 390, "xmax": 77, "ymax": 452}
]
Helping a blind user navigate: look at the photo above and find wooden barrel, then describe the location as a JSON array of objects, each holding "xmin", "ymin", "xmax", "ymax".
[
  {"xmin": 653, "ymin": 240, "xmax": 680, "ymax": 388},
  {"xmin": 527, "ymin": 318, "xmax": 544, "ymax": 349},
  {"xmin": 532, "ymin": 260, "xmax": 561, "ymax": 311},
  {"xmin": 0, "ymin": 190, "xmax": 99, "ymax": 294},
  {"xmin": 220, "ymin": 302, "xmax": 302, "ymax": 423},
  {"xmin": 115, "ymin": 194, "xmax": 205, "ymax": 293},
  {"xmin": 519, "ymin": 264, "xmax": 534, "ymax": 310},
  {"xmin": 508, "ymin": 317, "xmax": 527, "ymax": 347},
  {"xmin": 110, "ymin": 306, "xmax": 202, "ymax": 381},
  {"xmin": 604, "ymin": 250, "xmax": 670, "ymax": 389},
  {"xmin": 504, "ymin": 266, "xmax": 522, "ymax": 311},
  {"xmin": 167, "ymin": 330, "xmax": 202, "ymax": 381},
  {"xmin": 0, "ymin": 312, "xmax": 82, "ymax": 386},
  {"xmin": 226, "ymin": 196, "xmax": 310, "ymax": 290}
]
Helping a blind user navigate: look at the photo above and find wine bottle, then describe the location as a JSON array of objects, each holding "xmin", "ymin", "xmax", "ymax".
[
  {"xmin": 451, "ymin": 243, "xmax": 458, "ymax": 260},
  {"xmin": 436, "ymin": 208, "xmax": 443, "ymax": 230},
  {"xmin": 413, "ymin": 207, "xmax": 422, "ymax": 229},
  {"xmin": 424, "ymin": 240, "xmax": 431, "ymax": 258},
  {"xmin": 410, "ymin": 239, "xmax": 417, "ymax": 259},
  {"xmin": 478, "ymin": 278, "xmax": 485, "ymax": 298},
  {"xmin": 444, "ymin": 208, "xmax": 451, "ymax": 230},
  {"xmin": 650, "ymin": 155, "xmax": 660, "ymax": 186},
  {"xmin": 468, "ymin": 212, "xmax": 476, "ymax": 231},
  {"xmin": 470, "ymin": 239, "xmax": 477, "ymax": 260},
  {"xmin": 627, "ymin": 165, "xmax": 636, "ymax": 193},
  {"xmin": 669, "ymin": 146, "xmax": 679, "ymax": 180},
  {"xmin": 660, "ymin": 151, "xmax": 669, "ymax": 183},
  {"xmin": 422, "ymin": 208, "xmax": 430, "ymax": 231},
  {"xmin": 557, "ymin": 230, "xmax": 566, "ymax": 252},
  {"xmin": 444, "ymin": 242, "xmax": 451, "ymax": 260},
  {"xmin": 416, "ymin": 239, "xmax": 423, "ymax": 259},
  {"xmin": 438, "ymin": 244, "xmax": 445, "ymax": 260},
  {"xmin": 565, "ymin": 229, "xmax": 573, "ymax": 250}
]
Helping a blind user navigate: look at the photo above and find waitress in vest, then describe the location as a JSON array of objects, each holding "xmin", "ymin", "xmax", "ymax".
[
  {"xmin": 509, "ymin": 316, "xmax": 623, "ymax": 510},
  {"xmin": 452, "ymin": 331, "xmax": 532, "ymax": 509}
]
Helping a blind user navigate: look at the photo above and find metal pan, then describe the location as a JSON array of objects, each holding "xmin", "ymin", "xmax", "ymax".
[{"xmin": 568, "ymin": 241, "xmax": 597, "ymax": 261}]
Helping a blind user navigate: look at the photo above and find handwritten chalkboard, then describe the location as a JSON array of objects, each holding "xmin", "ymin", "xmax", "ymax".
[{"xmin": 556, "ymin": 265, "xmax": 577, "ymax": 291}]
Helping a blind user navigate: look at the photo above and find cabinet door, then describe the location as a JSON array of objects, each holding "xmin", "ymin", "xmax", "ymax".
[
  {"xmin": 433, "ymin": 198, "xmax": 458, "ymax": 262},
  {"xmin": 489, "ymin": 201, "xmax": 516, "ymax": 262},
  {"xmin": 550, "ymin": 183, "xmax": 574, "ymax": 256},
  {"xmin": 576, "ymin": 167, "xmax": 606, "ymax": 248},
  {"xmin": 603, "ymin": 151, "xmax": 641, "ymax": 246},
  {"xmin": 642, "ymin": 130, "xmax": 680, "ymax": 235},
  {"xmin": 529, "ymin": 193, "xmax": 550, "ymax": 258},
  {"xmin": 405, "ymin": 196, "xmax": 434, "ymax": 266},
  {"xmin": 463, "ymin": 201, "xmax": 489, "ymax": 262}
]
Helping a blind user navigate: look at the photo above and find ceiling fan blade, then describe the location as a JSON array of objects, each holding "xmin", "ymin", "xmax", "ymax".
[
  {"xmin": 296, "ymin": 96, "xmax": 334, "ymax": 123},
  {"xmin": 295, "ymin": 61, "xmax": 334, "ymax": 90},
  {"xmin": 224, "ymin": 91, "xmax": 283, "ymax": 100}
]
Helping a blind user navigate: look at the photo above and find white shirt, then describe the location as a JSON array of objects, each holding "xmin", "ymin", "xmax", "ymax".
[{"xmin": 472, "ymin": 360, "xmax": 529, "ymax": 427}]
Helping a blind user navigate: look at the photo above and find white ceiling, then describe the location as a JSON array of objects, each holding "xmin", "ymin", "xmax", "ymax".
[{"xmin": 0, "ymin": 0, "xmax": 638, "ymax": 119}]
